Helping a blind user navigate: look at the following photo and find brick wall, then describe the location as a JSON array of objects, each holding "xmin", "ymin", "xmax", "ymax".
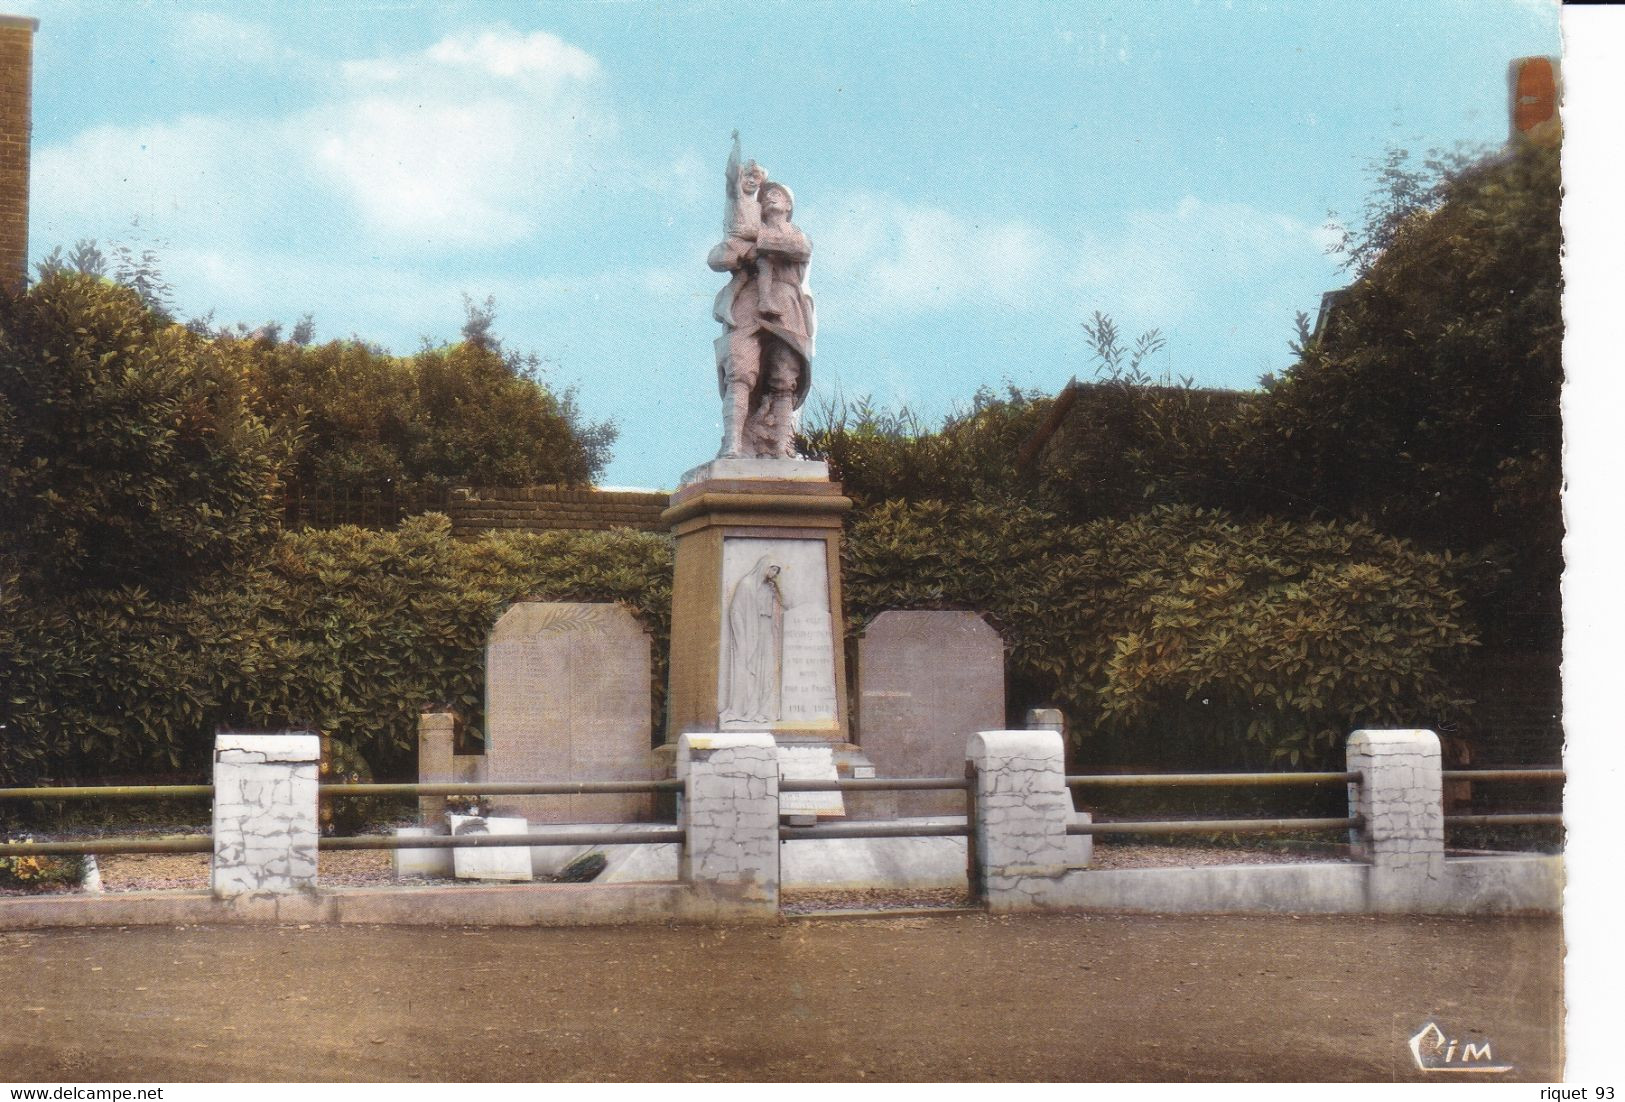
[
  {"xmin": 0, "ymin": 15, "xmax": 36, "ymax": 290},
  {"xmin": 446, "ymin": 486, "xmax": 668, "ymax": 535}
]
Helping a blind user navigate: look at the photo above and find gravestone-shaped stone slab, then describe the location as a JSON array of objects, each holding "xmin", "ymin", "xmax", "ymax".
[
  {"xmin": 486, "ymin": 602, "xmax": 656, "ymax": 823},
  {"xmin": 857, "ymin": 611, "xmax": 1005, "ymax": 816},
  {"xmin": 777, "ymin": 744, "xmax": 844, "ymax": 819}
]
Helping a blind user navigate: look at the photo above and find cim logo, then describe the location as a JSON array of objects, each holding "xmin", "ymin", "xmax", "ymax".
[{"xmin": 1409, "ymin": 1020, "xmax": 1513, "ymax": 1074}]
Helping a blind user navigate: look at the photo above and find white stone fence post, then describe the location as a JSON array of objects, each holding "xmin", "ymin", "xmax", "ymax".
[
  {"xmin": 1346, "ymin": 728, "xmax": 1445, "ymax": 912},
  {"xmin": 967, "ymin": 730, "xmax": 1072, "ymax": 912},
  {"xmin": 676, "ymin": 732, "xmax": 779, "ymax": 919},
  {"xmin": 211, "ymin": 731, "xmax": 321, "ymax": 899}
]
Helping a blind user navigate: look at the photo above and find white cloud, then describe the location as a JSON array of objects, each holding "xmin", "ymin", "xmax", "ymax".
[
  {"xmin": 1069, "ymin": 195, "xmax": 1335, "ymax": 321},
  {"xmin": 34, "ymin": 24, "xmax": 614, "ymax": 254},
  {"xmin": 307, "ymin": 27, "xmax": 614, "ymax": 247},
  {"xmin": 814, "ymin": 192, "xmax": 1046, "ymax": 318},
  {"xmin": 172, "ymin": 12, "xmax": 303, "ymax": 67},
  {"xmin": 34, "ymin": 114, "xmax": 296, "ymax": 244}
]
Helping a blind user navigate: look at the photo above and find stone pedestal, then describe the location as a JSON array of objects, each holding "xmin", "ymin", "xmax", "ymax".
[
  {"xmin": 211, "ymin": 732, "xmax": 320, "ymax": 899},
  {"xmin": 1346, "ymin": 728, "xmax": 1445, "ymax": 912},
  {"xmin": 662, "ymin": 461, "xmax": 856, "ymax": 752},
  {"xmin": 968, "ymin": 730, "xmax": 1072, "ymax": 912}
]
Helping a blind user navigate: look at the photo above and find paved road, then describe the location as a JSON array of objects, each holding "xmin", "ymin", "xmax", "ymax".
[{"xmin": 0, "ymin": 912, "xmax": 1560, "ymax": 1081}]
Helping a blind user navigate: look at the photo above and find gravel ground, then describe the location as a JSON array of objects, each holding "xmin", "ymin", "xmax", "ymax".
[{"xmin": 0, "ymin": 913, "xmax": 1563, "ymax": 1080}]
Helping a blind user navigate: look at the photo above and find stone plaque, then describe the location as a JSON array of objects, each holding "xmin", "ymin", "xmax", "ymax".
[
  {"xmin": 857, "ymin": 611, "xmax": 1005, "ymax": 815},
  {"xmin": 777, "ymin": 744, "xmax": 844, "ymax": 819},
  {"xmin": 485, "ymin": 602, "xmax": 656, "ymax": 822},
  {"xmin": 717, "ymin": 538, "xmax": 839, "ymax": 732}
]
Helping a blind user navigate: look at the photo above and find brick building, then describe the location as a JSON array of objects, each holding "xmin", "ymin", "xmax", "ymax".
[{"xmin": 0, "ymin": 13, "xmax": 36, "ymax": 289}]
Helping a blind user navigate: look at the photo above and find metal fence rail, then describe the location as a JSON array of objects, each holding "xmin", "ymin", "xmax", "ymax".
[
  {"xmin": 1066, "ymin": 772, "xmax": 1359, "ymax": 788},
  {"xmin": 1441, "ymin": 769, "xmax": 1564, "ymax": 782},
  {"xmin": 321, "ymin": 828, "xmax": 685, "ymax": 851},
  {"xmin": 1444, "ymin": 814, "xmax": 1563, "ymax": 828},
  {"xmin": 0, "ymin": 836, "xmax": 213, "ymax": 857},
  {"xmin": 778, "ymin": 777, "xmax": 970, "ymax": 792},
  {"xmin": 321, "ymin": 780, "xmax": 682, "ymax": 798},
  {"xmin": 779, "ymin": 822, "xmax": 971, "ymax": 841},
  {"xmin": 1067, "ymin": 815, "xmax": 1363, "ymax": 836},
  {"xmin": 0, "ymin": 784, "xmax": 212, "ymax": 801}
]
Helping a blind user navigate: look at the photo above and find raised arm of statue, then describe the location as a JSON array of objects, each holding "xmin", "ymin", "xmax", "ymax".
[{"xmin": 726, "ymin": 131, "xmax": 741, "ymax": 193}]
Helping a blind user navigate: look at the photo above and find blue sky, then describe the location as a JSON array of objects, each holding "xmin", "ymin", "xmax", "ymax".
[{"xmin": 16, "ymin": 0, "xmax": 1560, "ymax": 488}]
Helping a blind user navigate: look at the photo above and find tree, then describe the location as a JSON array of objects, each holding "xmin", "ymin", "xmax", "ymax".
[
  {"xmin": 798, "ymin": 384, "xmax": 1048, "ymax": 507},
  {"xmin": 1239, "ymin": 144, "xmax": 1562, "ymax": 648},
  {"xmin": 0, "ymin": 273, "xmax": 285, "ymax": 594},
  {"xmin": 243, "ymin": 328, "xmax": 615, "ymax": 499}
]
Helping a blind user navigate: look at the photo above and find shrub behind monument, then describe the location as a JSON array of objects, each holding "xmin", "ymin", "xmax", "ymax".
[{"xmin": 0, "ymin": 516, "xmax": 672, "ymax": 785}]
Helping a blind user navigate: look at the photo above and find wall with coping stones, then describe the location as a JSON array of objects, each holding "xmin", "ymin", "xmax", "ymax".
[
  {"xmin": 211, "ymin": 733, "xmax": 320, "ymax": 899},
  {"xmin": 446, "ymin": 486, "xmax": 668, "ymax": 535}
]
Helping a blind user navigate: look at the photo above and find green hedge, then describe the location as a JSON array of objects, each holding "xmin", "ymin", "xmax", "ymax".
[
  {"xmin": 2, "ymin": 500, "xmax": 1474, "ymax": 784},
  {"xmin": 845, "ymin": 501, "xmax": 1476, "ymax": 769},
  {"xmin": 0, "ymin": 515, "xmax": 672, "ymax": 784}
]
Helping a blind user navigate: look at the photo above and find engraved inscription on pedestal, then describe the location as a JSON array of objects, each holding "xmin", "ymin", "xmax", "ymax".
[{"xmin": 718, "ymin": 538, "xmax": 839, "ymax": 732}]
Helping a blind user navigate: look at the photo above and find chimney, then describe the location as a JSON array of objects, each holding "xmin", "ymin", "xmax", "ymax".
[
  {"xmin": 0, "ymin": 13, "xmax": 36, "ymax": 290},
  {"xmin": 1509, "ymin": 56, "xmax": 1561, "ymax": 149}
]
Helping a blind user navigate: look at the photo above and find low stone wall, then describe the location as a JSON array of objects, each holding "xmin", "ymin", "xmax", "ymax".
[
  {"xmin": 969, "ymin": 729, "xmax": 1562, "ymax": 917},
  {"xmin": 0, "ymin": 728, "xmax": 1561, "ymax": 930},
  {"xmin": 1021, "ymin": 856, "xmax": 1561, "ymax": 915},
  {"xmin": 446, "ymin": 486, "xmax": 668, "ymax": 536}
]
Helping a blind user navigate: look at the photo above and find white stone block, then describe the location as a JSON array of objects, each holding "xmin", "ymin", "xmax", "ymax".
[
  {"xmin": 680, "ymin": 457, "xmax": 830, "ymax": 486},
  {"xmin": 449, "ymin": 815, "xmax": 533, "ymax": 881},
  {"xmin": 392, "ymin": 826, "xmax": 455, "ymax": 878},
  {"xmin": 678, "ymin": 733, "xmax": 779, "ymax": 911},
  {"xmin": 777, "ymin": 744, "xmax": 844, "ymax": 818},
  {"xmin": 212, "ymin": 732, "xmax": 321, "ymax": 899}
]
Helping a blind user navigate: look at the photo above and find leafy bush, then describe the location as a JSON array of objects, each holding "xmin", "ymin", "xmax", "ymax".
[
  {"xmin": 845, "ymin": 500, "xmax": 1475, "ymax": 768},
  {"xmin": 0, "ymin": 274, "xmax": 284, "ymax": 594},
  {"xmin": 1238, "ymin": 144, "xmax": 1562, "ymax": 645},
  {"xmin": 0, "ymin": 516, "xmax": 672, "ymax": 785},
  {"xmin": 243, "ymin": 333, "xmax": 615, "ymax": 500},
  {"xmin": 799, "ymin": 385, "xmax": 1049, "ymax": 508},
  {"xmin": 0, "ymin": 840, "xmax": 85, "ymax": 891}
]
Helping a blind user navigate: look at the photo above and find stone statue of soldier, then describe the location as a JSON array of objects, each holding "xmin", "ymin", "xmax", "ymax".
[{"xmin": 707, "ymin": 134, "xmax": 816, "ymax": 460}]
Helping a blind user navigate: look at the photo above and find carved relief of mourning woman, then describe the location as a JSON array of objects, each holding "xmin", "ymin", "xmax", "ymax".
[{"xmin": 719, "ymin": 556, "xmax": 784, "ymax": 725}]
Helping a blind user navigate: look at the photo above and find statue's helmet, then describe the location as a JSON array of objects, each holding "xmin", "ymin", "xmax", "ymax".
[{"xmin": 761, "ymin": 181, "xmax": 794, "ymax": 216}]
